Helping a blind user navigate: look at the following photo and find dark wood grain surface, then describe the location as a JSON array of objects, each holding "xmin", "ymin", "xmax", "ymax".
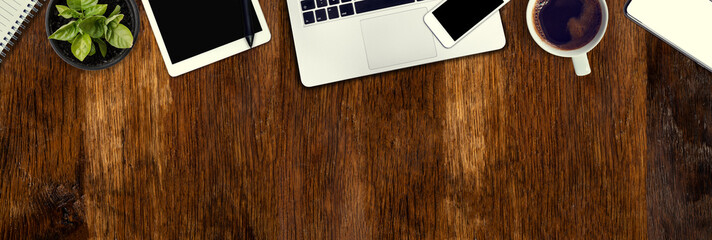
[{"xmin": 1, "ymin": 0, "xmax": 710, "ymax": 239}]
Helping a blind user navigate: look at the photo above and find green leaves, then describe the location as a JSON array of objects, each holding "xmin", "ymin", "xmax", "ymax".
[
  {"xmin": 89, "ymin": 41, "xmax": 96, "ymax": 56},
  {"xmin": 67, "ymin": 0, "xmax": 98, "ymax": 10},
  {"xmin": 78, "ymin": 16, "xmax": 106, "ymax": 38},
  {"xmin": 56, "ymin": 5, "xmax": 82, "ymax": 19},
  {"xmin": 94, "ymin": 38, "xmax": 108, "ymax": 57},
  {"xmin": 105, "ymin": 14, "xmax": 123, "ymax": 25},
  {"xmin": 66, "ymin": 0, "xmax": 81, "ymax": 10},
  {"xmin": 107, "ymin": 23, "xmax": 133, "ymax": 49},
  {"xmin": 71, "ymin": 33, "xmax": 92, "ymax": 61},
  {"xmin": 105, "ymin": 21, "xmax": 116, "ymax": 40},
  {"xmin": 56, "ymin": 5, "xmax": 69, "ymax": 13},
  {"xmin": 49, "ymin": 21, "xmax": 78, "ymax": 41},
  {"xmin": 49, "ymin": 1, "xmax": 133, "ymax": 61},
  {"xmin": 84, "ymin": 4, "xmax": 107, "ymax": 17},
  {"xmin": 108, "ymin": 6, "xmax": 121, "ymax": 18}
]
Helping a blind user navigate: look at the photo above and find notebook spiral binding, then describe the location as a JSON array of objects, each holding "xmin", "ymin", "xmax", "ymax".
[{"xmin": 0, "ymin": 0, "xmax": 45, "ymax": 64}]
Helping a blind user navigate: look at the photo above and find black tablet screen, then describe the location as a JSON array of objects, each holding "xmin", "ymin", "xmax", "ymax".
[{"xmin": 148, "ymin": 0, "xmax": 263, "ymax": 64}]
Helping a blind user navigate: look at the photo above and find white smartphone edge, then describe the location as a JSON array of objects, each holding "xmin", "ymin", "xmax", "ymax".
[{"xmin": 424, "ymin": 0, "xmax": 510, "ymax": 49}]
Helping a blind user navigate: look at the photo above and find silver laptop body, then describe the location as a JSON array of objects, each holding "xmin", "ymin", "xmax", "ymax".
[{"xmin": 286, "ymin": 0, "xmax": 508, "ymax": 87}]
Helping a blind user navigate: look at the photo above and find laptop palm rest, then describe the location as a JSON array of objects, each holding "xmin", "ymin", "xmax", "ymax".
[{"xmin": 360, "ymin": 8, "xmax": 437, "ymax": 70}]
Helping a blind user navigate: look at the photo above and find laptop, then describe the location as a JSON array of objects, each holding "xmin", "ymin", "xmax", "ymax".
[
  {"xmin": 287, "ymin": 0, "xmax": 507, "ymax": 87},
  {"xmin": 626, "ymin": 0, "xmax": 712, "ymax": 72}
]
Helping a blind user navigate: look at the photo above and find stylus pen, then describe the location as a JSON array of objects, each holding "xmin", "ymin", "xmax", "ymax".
[{"xmin": 242, "ymin": 0, "xmax": 254, "ymax": 47}]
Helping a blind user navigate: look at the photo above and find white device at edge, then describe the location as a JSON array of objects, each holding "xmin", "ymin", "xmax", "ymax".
[{"xmin": 626, "ymin": 0, "xmax": 712, "ymax": 72}]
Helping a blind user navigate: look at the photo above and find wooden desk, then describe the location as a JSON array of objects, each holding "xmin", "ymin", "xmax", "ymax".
[{"xmin": 1, "ymin": 0, "xmax": 710, "ymax": 238}]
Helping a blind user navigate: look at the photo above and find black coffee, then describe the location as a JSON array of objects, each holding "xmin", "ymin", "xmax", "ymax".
[{"xmin": 533, "ymin": 0, "xmax": 603, "ymax": 50}]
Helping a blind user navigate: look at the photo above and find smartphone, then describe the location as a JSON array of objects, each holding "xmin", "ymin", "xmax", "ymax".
[{"xmin": 424, "ymin": 0, "xmax": 510, "ymax": 48}]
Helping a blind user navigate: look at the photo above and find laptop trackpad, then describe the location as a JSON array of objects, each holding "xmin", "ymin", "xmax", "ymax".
[{"xmin": 360, "ymin": 8, "xmax": 437, "ymax": 70}]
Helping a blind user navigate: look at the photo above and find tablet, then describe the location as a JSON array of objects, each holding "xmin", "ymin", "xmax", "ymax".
[
  {"xmin": 142, "ymin": 0, "xmax": 271, "ymax": 77},
  {"xmin": 625, "ymin": 0, "xmax": 712, "ymax": 72}
]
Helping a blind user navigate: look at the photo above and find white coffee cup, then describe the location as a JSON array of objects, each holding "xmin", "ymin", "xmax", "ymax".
[{"xmin": 526, "ymin": 0, "xmax": 609, "ymax": 76}]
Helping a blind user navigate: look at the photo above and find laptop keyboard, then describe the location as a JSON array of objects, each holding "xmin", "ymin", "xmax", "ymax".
[{"xmin": 301, "ymin": 0, "xmax": 427, "ymax": 25}]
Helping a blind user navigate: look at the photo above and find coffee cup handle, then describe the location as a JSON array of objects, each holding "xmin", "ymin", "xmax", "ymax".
[{"xmin": 572, "ymin": 54, "xmax": 591, "ymax": 76}]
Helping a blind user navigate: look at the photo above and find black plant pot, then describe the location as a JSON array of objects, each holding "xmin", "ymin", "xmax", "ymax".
[{"xmin": 45, "ymin": 0, "xmax": 140, "ymax": 70}]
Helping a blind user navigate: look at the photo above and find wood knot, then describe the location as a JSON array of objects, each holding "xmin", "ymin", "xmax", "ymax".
[{"xmin": 34, "ymin": 183, "xmax": 86, "ymax": 236}]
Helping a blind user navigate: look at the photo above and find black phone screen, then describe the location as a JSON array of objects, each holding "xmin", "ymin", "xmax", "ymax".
[
  {"xmin": 432, "ymin": 0, "xmax": 503, "ymax": 40},
  {"xmin": 147, "ymin": 0, "xmax": 262, "ymax": 64}
]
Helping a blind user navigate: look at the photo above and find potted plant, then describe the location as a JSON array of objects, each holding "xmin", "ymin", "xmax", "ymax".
[{"xmin": 45, "ymin": 0, "xmax": 140, "ymax": 70}]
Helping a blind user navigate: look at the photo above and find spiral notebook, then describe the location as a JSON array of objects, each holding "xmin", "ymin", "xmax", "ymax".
[{"xmin": 0, "ymin": 0, "xmax": 43, "ymax": 64}]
